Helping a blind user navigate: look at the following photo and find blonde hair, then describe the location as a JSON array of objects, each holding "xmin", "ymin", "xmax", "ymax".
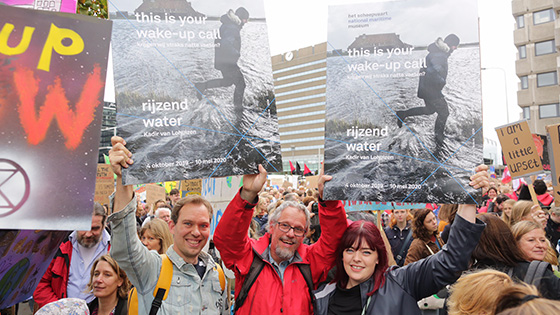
[
  {"xmin": 509, "ymin": 200, "xmax": 534, "ymax": 227},
  {"xmin": 494, "ymin": 283, "xmax": 560, "ymax": 314},
  {"xmin": 447, "ymin": 269, "xmax": 514, "ymax": 315},
  {"xmin": 86, "ymin": 255, "xmax": 131, "ymax": 300},
  {"xmin": 501, "ymin": 199, "xmax": 516, "ymax": 226},
  {"xmin": 140, "ymin": 218, "xmax": 173, "ymax": 254}
]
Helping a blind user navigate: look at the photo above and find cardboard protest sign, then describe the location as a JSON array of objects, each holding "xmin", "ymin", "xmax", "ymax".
[
  {"xmin": 0, "ymin": 0, "xmax": 77, "ymax": 12},
  {"xmin": 0, "ymin": 6, "xmax": 112, "ymax": 230},
  {"xmin": 145, "ymin": 184, "xmax": 166, "ymax": 209},
  {"xmin": 94, "ymin": 164, "xmax": 114, "ymax": 207},
  {"xmin": 202, "ymin": 175, "xmax": 242, "ymax": 237},
  {"xmin": 0, "ymin": 230, "xmax": 69, "ymax": 309},
  {"xmin": 546, "ymin": 124, "xmax": 560, "ymax": 206},
  {"xmin": 305, "ymin": 176, "xmax": 319, "ymax": 190},
  {"xmin": 324, "ymin": 0, "xmax": 482, "ymax": 204},
  {"xmin": 181, "ymin": 179, "xmax": 202, "ymax": 196},
  {"xmin": 110, "ymin": 0, "xmax": 282, "ymax": 185},
  {"xmin": 497, "ymin": 120, "xmax": 542, "ymax": 179}
]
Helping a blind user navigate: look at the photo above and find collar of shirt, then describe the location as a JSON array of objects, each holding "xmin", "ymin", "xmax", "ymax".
[{"xmin": 263, "ymin": 244, "xmax": 301, "ymax": 280}]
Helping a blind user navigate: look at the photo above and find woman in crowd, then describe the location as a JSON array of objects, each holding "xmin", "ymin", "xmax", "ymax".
[
  {"xmin": 404, "ymin": 208, "xmax": 443, "ymax": 265},
  {"xmin": 86, "ymin": 255, "xmax": 130, "ymax": 315},
  {"xmin": 494, "ymin": 283, "xmax": 560, "ymax": 314},
  {"xmin": 479, "ymin": 187, "xmax": 498, "ymax": 213},
  {"xmin": 511, "ymin": 220, "xmax": 548, "ymax": 262},
  {"xmin": 470, "ymin": 214, "xmax": 560, "ymax": 299},
  {"xmin": 313, "ymin": 201, "xmax": 486, "ymax": 315},
  {"xmin": 509, "ymin": 200, "xmax": 547, "ymax": 228},
  {"xmin": 139, "ymin": 218, "xmax": 173, "ymax": 254},
  {"xmin": 447, "ymin": 269, "xmax": 513, "ymax": 315},
  {"xmin": 501, "ymin": 199, "xmax": 515, "ymax": 226},
  {"xmin": 439, "ymin": 204, "xmax": 458, "ymax": 243}
]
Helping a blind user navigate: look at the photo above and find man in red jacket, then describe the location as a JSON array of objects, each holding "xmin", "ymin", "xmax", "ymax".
[
  {"xmin": 33, "ymin": 204, "xmax": 110, "ymax": 309},
  {"xmin": 214, "ymin": 165, "xmax": 347, "ymax": 315}
]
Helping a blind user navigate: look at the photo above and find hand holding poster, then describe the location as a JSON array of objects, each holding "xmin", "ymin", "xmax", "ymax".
[
  {"xmin": 0, "ymin": 6, "xmax": 112, "ymax": 230},
  {"xmin": 496, "ymin": 120, "xmax": 542, "ymax": 178},
  {"xmin": 324, "ymin": 0, "xmax": 482, "ymax": 204},
  {"xmin": 110, "ymin": 0, "xmax": 282, "ymax": 185}
]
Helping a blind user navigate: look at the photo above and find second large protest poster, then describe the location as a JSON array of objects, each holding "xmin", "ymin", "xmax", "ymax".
[
  {"xmin": 324, "ymin": 0, "xmax": 483, "ymax": 204},
  {"xmin": 110, "ymin": 0, "xmax": 282, "ymax": 185}
]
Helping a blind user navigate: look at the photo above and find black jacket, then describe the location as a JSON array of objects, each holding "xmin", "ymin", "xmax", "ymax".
[
  {"xmin": 314, "ymin": 215, "xmax": 485, "ymax": 315},
  {"xmin": 417, "ymin": 38, "xmax": 451, "ymax": 100},
  {"xmin": 214, "ymin": 10, "xmax": 242, "ymax": 70},
  {"xmin": 87, "ymin": 297, "xmax": 128, "ymax": 315}
]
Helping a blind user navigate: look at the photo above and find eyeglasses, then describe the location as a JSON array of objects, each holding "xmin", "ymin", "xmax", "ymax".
[{"xmin": 276, "ymin": 222, "xmax": 306, "ymax": 237}]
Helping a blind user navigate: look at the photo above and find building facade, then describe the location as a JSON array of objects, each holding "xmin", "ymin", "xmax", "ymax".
[
  {"xmin": 271, "ymin": 43, "xmax": 327, "ymax": 173},
  {"xmin": 513, "ymin": 0, "xmax": 560, "ymax": 134}
]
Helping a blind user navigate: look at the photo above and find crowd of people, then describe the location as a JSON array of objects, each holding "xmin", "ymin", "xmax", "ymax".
[{"xmin": 12, "ymin": 137, "xmax": 560, "ymax": 315}]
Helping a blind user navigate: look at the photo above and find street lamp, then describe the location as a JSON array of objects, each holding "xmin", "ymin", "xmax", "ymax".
[{"xmin": 481, "ymin": 67, "xmax": 510, "ymax": 123}]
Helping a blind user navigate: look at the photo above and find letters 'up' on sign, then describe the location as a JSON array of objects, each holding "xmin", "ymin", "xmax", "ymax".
[
  {"xmin": 546, "ymin": 124, "xmax": 560, "ymax": 207},
  {"xmin": 496, "ymin": 120, "xmax": 543, "ymax": 179}
]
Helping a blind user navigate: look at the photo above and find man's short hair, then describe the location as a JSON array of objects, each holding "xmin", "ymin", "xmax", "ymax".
[
  {"xmin": 267, "ymin": 201, "xmax": 310, "ymax": 231},
  {"xmin": 550, "ymin": 206, "xmax": 560, "ymax": 216},
  {"xmin": 169, "ymin": 188, "xmax": 180, "ymax": 196},
  {"xmin": 93, "ymin": 202, "xmax": 107, "ymax": 226},
  {"xmin": 171, "ymin": 195, "xmax": 213, "ymax": 224},
  {"xmin": 533, "ymin": 180, "xmax": 548, "ymax": 195}
]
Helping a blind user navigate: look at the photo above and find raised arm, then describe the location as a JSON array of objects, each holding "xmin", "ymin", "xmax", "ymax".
[{"xmin": 214, "ymin": 165, "xmax": 267, "ymax": 272}]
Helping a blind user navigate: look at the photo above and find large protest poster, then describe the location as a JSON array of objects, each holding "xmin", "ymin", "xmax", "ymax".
[
  {"xmin": 0, "ymin": 6, "xmax": 112, "ymax": 230},
  {"xmin": 0, "ymin": 230, "xmax": 69, "ymax": 308},
  {"xmin": 110, "ymin": 0, "xmax": 282, "ymax": 185},
  {"xmin": 0, "ymin": 0, "xmax": 77, "ymax": 12},
  {"xmin": 324, "ymin": 0, "xmax": 482, "ymax": 204}
]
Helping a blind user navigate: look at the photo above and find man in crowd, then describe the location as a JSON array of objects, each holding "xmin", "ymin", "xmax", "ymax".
[
  {"xmin": 142, "ymin": 207, "xmax": 172, "ymax": 227},
  {"xmin": 213, "ymin": 165, "xmax": 347, "ymax": 314},
  {"xmin": 108, "ymin": 136, "xmax": 226, "ymax": 314},
  {"xmin": 384, "ymin": 209, "xmax": 413, "ymax": 266},
  {"xmin": 34, "ymin": 203, "xmax": 110, "ymax": 308}
]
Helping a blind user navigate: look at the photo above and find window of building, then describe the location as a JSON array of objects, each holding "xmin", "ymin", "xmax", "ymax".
[
  {"xmin": 520, "ymin": 76, "xmax": 528, "ymax": 89},
  {"xmin": 537, "ymin": 72, "xmax": 557, "ymax": 87},
  {"xmin": 534, "ymin": 8, "xmax": 554, "ymax": 25},
  {"xmin": 518, "ymin": 45, "xmax": 526, "ymax": 59},
  {"xmin": 535, "ymin": 39, "xmax": 556, "ymax": 56},
  {"xmin": 523, "ymin": 107, "xmax": 530, "ymax": 119},
  {"xmin": 517, "ymin": 15, "xmax": 525, "ymax": 28},
  {"xmin": 539, "ymin": 103, "xmax": 560, "ymax": 118}
]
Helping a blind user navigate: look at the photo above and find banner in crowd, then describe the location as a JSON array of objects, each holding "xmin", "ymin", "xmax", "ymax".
[
  {"xmin": 110, "ymin": 0, "xmax": 282, "ymax": 185},
  {"xmin": 324, "ymin": 0, "xmax": 483, "ymax": 204},
  {"xmin": 342, "ymin": 200, "xmax": 430, "ymax": 212},
  {"xmin": 0, "ymin": 230, "xmax": 69, "ymax": 309},
  {"xmin": 0, "ymin": 6, "xmax": 112, "ymax": 230},
  {"xmin": 181, "ymin": 179, "xmax": 202, "ymax": 196},
  {"xmin": 0, "ymin": 0, "xmax": 77, "ymax": 12},
  {"xmin": 496, "ymin": 120, "xmax": 542, "ymax": 179}
]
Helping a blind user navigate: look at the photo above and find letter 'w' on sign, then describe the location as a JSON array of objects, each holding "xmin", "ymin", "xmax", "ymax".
[
  {"xmin": 496, "ymin": 120, "xmax": 543, "ymax": 179},
  {"xmin": 12, "ymin": 65, "xmax": 104, "ymax": 150}
]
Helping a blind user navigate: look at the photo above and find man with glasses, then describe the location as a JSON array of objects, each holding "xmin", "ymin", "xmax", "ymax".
[{"xmin": 214, "ymin": 165, "xmax": 347, "ymax": 315}]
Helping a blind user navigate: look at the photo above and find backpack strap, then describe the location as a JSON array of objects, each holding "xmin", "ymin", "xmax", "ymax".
[
  {"xmin": 234, "ymin": 253, "xmax": 265, "ymax": 312},
  {"xmin": 396, "ymin": 230, "xmax": 413, "ymax": 266},
  {"xmin": 127, "ymin": 287, "xmax": 138, "ymax": 315},
  {"xmin": 524, "ymin": 261, "xmax": 550, "ymax": 288},
  {"xmin": 148, "ymin": 254, "xmax": 173, "ymax": 315},
  {"xmin": 215, "ymin": 263, "xmax": 226, "ymax": 292},
  {"xmin": 296, "ymin": 263, "xmax": 316, "ymax": 311}
]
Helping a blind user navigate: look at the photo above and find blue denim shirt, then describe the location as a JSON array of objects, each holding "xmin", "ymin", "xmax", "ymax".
[{"xmin": 108, "ymin": 193, "xmax": 227, "ymax": 314}]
